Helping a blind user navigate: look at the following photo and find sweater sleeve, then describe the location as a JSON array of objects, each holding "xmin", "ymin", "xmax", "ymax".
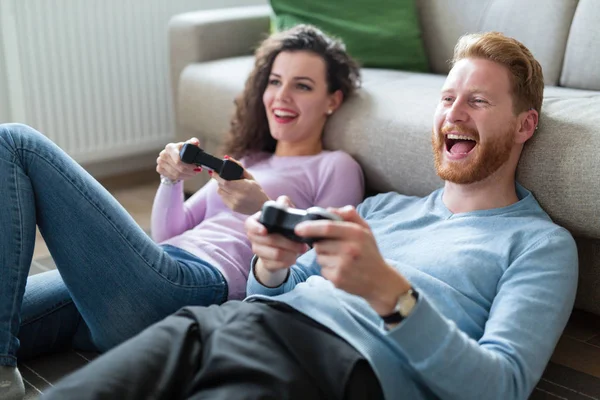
[
  {"xmin": 246, "ymin": 249, "xmax": 324, "ymax": 296},
  {"xmin": 312, "ymin": 151, "xmax": 364, "ymax": 208},
  {"xmin": 150, "ymin": 180, "xmax": 213, "ymax": 242},
  {"xmin": 386, "ymin": 229, "xmax": 578, "ymax": 400}
]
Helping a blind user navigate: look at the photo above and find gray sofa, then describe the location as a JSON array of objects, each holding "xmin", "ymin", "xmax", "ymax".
[{"xmin": 168, "ymin": 0, "xmax": 600, "ymax": 316}]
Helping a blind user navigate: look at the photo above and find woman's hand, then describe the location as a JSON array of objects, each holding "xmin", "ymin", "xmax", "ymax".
[
  {"xmin": 212, "ymin": 157, "xmax": 270, "ymax": 215},
  {"xmin": 156, "ymin": 138, "xmax": 202, "ymax": 182}
]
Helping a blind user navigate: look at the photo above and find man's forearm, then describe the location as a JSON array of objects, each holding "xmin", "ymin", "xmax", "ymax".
[{"xmin": 254, "ymin": 258, "xmax": 290, "ymax": 288}]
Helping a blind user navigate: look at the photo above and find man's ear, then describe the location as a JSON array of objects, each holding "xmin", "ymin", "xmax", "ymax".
[
  {"xmin": 327, "ymin": 90, "xmax": 344, "ymax": 115},
  {"xmin": 516, "ymin": 109, "xmax": 539, "ymax": 144}
]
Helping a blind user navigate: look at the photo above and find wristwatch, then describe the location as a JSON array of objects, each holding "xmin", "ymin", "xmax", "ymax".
[{"xmin": 381, "ymin": 288, "xmax": 419, "ymax": 324}]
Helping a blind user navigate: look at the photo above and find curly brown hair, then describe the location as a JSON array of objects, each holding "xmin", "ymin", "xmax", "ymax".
[{"xmin": 222, "ymin": 25, "xmax": 361, "ymax": 159}]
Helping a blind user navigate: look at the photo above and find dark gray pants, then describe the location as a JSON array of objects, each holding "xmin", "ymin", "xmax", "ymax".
[{"xmin": 43, "ymin": 300, "xmax": 384, "ymax": 400}]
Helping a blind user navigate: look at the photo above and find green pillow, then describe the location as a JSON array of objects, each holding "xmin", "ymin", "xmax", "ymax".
[{"xmin": 269, "ymin": 0, "xmax": 429, "ymax": 72}]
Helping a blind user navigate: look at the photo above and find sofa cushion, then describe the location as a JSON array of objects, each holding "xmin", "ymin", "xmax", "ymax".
[
  {"xmin": 517, "ymin": 90, "xmax": 600, "ymax": 239},
  {"xmin": 323, "ymin": 70, "xmax": 444, "ymax": 197},
  {"xmin": 269, "ymin": 0, "xmax": 428, "ymax": 71},
  {"xmin": 178, "ymin": 57, "xmax": 255, "ymax": 138},
  {"xmin": 560, "ymin": 0, "xmax": 600, "ymax": 90},
  {"xmin": 574, "ymin": 239, "xmax": 600, "ymax": 314},
  {"xmin": 417, "ymin": 0, "xmax": 579, "ymax": 86}
]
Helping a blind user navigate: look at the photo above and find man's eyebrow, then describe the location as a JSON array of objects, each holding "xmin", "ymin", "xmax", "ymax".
[
  {"xmin": 440, "ymin": 88, "xmax": 493, "ymax": 96},
  {"xmin": 468, "ymin": 87, "xmax": 493, "ymax": 96}
]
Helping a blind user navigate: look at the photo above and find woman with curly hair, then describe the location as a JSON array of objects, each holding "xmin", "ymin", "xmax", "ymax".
[{"xmin": 0, "ymin": 25, "xmax": 363, "ymax": 399}]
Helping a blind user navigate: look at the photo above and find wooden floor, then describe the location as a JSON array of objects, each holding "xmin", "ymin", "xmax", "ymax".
[{"xmin": 21, "ymin": 169, "xmax": 600, "ymax": 399}]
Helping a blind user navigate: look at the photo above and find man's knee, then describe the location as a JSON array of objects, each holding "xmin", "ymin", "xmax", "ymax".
[{"xmin": 92, "ymin": 311, "xmax": 199, "ymax": 353}]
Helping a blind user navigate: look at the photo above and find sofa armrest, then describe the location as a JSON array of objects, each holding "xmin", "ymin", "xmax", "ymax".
[{"xmin": 168, "ymin": 5, "xmax": 271, "ymax": 122}]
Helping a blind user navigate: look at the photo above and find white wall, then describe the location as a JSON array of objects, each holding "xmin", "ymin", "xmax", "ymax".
[
  {"xmin": 0, "ymin": 0, "xmax": 266, "ymax": 168},
  {"xmin": 0, "ymin": 23, "xmax": 11, "ymax": 122}
]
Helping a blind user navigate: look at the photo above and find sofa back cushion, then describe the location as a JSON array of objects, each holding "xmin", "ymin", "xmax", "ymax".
[
  {"xmin": 416, "ymin": 0, "xmax": 579, "ymax": 86},
  {"xmin": 560, "ymin": 0, "xmax": 600, "ymax": 90},
  {"xmin": 269, "ymin": 0, "xmax": 429, "ymax": 71},
  {"xmin": 322, "ymin": 70, "xmax": 444, "ymax": 199},
  {"xmin": 516, "ymin": 89, "xmax": 600, "ymax": 239}
]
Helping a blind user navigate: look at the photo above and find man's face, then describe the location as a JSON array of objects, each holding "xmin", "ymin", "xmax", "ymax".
[{"xmin": 432, "ymin": 58, "xmax": 518, "ymax": 184}]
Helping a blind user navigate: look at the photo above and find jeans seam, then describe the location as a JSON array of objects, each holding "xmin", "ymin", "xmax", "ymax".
[
  {"xmin": 159, "ymin": 246, "xmax": 229, "ymax": 290},
  {"xmin": 0, "ymin": 354, "xmax": 17, "ymax": 366},
  {"xmin": 7, "ymin": 151, "xmax": 27, "ymax": 355},
  {"xmin": 20, "ymin": 298, "xmax": 75, "ymax": 327}
]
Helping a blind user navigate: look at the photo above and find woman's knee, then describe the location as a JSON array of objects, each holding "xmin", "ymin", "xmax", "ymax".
[
  {"xmin": 0, "ymin": 123, "xmax": 44, "ymax": 148},
  {"xmin": 0, "ymin": 123, "xmax": 39, "ymax": 137}
]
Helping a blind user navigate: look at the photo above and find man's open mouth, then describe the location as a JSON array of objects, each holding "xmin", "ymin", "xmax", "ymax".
[{"xmin": 445, "ymin": 134, "xmax": 477, "ymax": 155}]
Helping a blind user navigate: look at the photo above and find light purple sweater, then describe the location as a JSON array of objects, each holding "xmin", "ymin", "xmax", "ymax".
[{"xmin": 151, "ymin": 150, "xmax": 364, "ymax": 300}]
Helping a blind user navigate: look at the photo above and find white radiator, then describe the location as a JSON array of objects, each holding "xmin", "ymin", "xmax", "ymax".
[{"xmin": 0, "ymin": 0, "xmax": 263, "ymax": 164}]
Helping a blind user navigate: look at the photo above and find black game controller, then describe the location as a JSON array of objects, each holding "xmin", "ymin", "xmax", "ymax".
[
  {"xmin": 259, "ymin": 200, "xmax": 343, "ymax": 245},
  {"xmin": 179, "ymin": 144, "xmax": 244, "ymax": 181}
]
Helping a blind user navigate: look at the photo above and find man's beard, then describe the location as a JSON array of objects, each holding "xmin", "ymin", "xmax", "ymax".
[{"xmin": 431, "ymin": 122, "xmax": 515, "ymax": 184}]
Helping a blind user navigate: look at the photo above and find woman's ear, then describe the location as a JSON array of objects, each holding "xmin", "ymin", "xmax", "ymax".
[
  {"xmin": 516, "ymin": 108, "xmax": 539, "ymax": 144},
  {"xmin": 327, "ymin": 90, "xmax": 344, "ymax": 115}
]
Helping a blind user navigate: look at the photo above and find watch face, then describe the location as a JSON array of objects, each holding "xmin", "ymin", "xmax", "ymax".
[
  {"xmin": 382, "ymin": 289, "xmax": 418, "ymax": 324},
  {"xmin": 398, "ymin": 290, "xmax": 417, "ymax": 317}
]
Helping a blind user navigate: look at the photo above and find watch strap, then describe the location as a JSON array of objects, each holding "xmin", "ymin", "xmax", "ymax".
[{"xmin": 381, "ymin": 288, "xmax": 419, "ymax": 324}]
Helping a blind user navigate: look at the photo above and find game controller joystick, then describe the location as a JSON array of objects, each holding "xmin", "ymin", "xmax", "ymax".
[
  {"xmin": 179, "ymin": 144, "xmax": 244, "ymax": 181},
  {"xmin": 258, "ymin": 200, "xmax": 342, "ymax": 245}
]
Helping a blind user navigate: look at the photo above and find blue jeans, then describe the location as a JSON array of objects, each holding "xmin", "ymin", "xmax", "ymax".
[{"xmin": 0, "ymin": 123, "xmax": 228, "ymax": 367}]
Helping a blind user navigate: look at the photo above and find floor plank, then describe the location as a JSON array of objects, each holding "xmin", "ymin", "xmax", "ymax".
[{"xmin": 552, "ymin": 336, "xmax": 600, "ymax": 378}]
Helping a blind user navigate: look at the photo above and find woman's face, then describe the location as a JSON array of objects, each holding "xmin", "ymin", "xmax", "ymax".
[{"xmin": 263, "ymin": 51, "xmax": 341, "ymax": 152}]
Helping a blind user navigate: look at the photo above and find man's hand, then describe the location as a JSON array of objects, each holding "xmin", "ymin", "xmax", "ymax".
[
  {"xmin": 295, "ymin": 205, "xmax": 412, "ymax": 316},
  {"xmin": 245, "ymin": 196, "xmax": 309, "ymax": 287},
  {"xmin": 212, "ymin": 157, "xmax": 270, "ymax": 215}
]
